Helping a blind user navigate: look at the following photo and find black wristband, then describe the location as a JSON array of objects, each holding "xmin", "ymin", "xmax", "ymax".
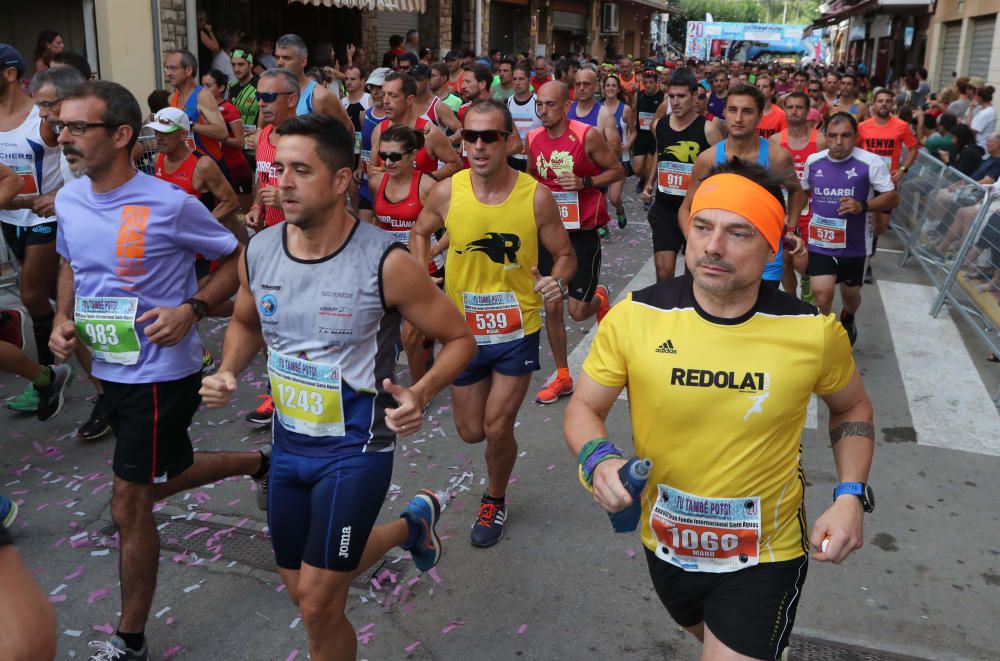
[
  {"xmin": 185, "ymin": 297, "xmax": 208, "ymax": 320},
  {"xmin": 860, "ymin": 199, "xmax": 869, "ymax": 214},
  {"xmin": 582, "ymin": 175, "xmax": 593, "ymax": 189}
]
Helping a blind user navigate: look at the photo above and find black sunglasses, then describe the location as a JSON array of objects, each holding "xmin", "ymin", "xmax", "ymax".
[
  {"xmin": 255, "ymin": 91, "xmax": 294, "ymax": 103},
  {"xmin": 462, "ymin": 129, "xmax": 510, "ymax": 144},
  {"xmin": 378, "ymin": 150, "xmax": 412, "ymax": 162}
]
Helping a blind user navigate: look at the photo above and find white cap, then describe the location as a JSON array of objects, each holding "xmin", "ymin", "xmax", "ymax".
[
  {"xmin": 365, "ymin": 67, "xmax": 393, "ymax": 87},
  {"xmin": 143, "ymin": 107, "xmax": 191, "ymax": 133}
]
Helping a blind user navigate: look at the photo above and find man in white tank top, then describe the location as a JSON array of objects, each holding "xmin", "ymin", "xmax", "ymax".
[
  {"xmin": 0, "ymin": 44, "xmax": 64, "ymax": 414},
  {"xmin": 507, "ymin": 63, "xmax": 541, "ymax": 172}
]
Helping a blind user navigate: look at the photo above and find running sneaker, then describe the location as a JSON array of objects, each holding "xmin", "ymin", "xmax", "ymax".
[
  {"xmin": 617, "ymin": 211, "xmax": 628, "ymax": 229},
  {"xmin": 594, "ymin": 284, "xmax": 612, "ymax": 323},
  {"xmin": 7, "ymin": 384, "xmax": 39, "ymax": 412},
  {"xmin": 401, "ymin": 489, "xmax": 443, "ymax": 571},
  {"xmin": 0, "ymin": 494, "xmax": 18, "ymax": 529},
  {"xmin": 634, "ymin": 178, "xmax": 644, "ymax": 194},
  {"xmin": 201, "ymin": 348, "xmax": 216, "ymax": 374},
  {"xmin": 254, "ymin": 444, "xmax": 271, "ymax": 511},
  {"xmin": 246, "ymin": 394, "xmax": 274, "ymax": 425},
  {"xmin": 0, "ymin": 309, "xmax": 27, "ymax": 349},
  {"xmin": 470, "ymin": 495, "xmax": 506, "ymax": 548},
  {"xmin": 88, "ymin": 636, "xmax": 148, "ymax": 660},
  {"xmin": 598, "ymin": 226, "xmax": 610, "ymax": 239},
  {"xmin": 841, "ymin": 315, "xmax": 858, "ymax": 346},
  {"xmin": 534, "ymin": 374, "xmax": 574, "ymax": 404},
  {"xmin": 78, "ymin": 396, "xmax": 111, "ymax": 440},
  {"xmin": 36, "ymin": 364, "xmax": 73, "ymax": 422}
]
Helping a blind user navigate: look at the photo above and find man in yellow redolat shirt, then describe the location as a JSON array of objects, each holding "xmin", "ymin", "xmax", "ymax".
[
  {"xmin": 413, "ymin": 99, "xmax": 575, "ymax": 548},
  {"xmin": 565, "ymin": 160, "xmax": 875, "ymax": 661}
]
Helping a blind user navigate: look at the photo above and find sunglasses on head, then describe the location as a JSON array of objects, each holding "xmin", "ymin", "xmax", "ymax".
[
  {"xmin": 378, "ymin": 150, "xmax": 412, "ymax": 162},
  {"xmin": 462, "ymin": 129, "xmax": 510, "ymax": 144},
  {"xmin": 255, "ymin": 91, "xmax": 293, "ymax": 102}
]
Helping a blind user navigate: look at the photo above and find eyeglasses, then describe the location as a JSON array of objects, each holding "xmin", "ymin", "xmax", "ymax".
[
  {"xmin": 255, "ymin": 91, "xmax": 294, "ymax": 103},
  {"xmin": 462, "ymin": 129, "xmax": 510, "ymax": 144},
  {"xmin": 36, "ymin": 98, "xmax": 63, "ymax": 110},
  {"xmin": 50, "ymin": 121, "xmax": 114, "ymax": 135},
  {"xmin": 378, "ymin": 150, "xmax": 412, "ymax": 162}
]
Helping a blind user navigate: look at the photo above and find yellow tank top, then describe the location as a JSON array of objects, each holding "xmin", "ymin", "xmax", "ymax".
[{"xmin": 444, "ymin": 170, "xmax": 542, "ymax": 344}]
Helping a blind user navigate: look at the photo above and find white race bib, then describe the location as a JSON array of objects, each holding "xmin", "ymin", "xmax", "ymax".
[
  {"xmin": 552, "ymin": 191, "xmax": 581, "ymax": 230},
  {"xmin": 268, "ymin": 352, "xmax": 345, "ymax": 438},
  {"xmin": 809, "ymin": 213, "xmax": 848, "ymax": 249},
  {"xmin": 656, "ymin": 161, "xmax": 693, "ymax": 196}
]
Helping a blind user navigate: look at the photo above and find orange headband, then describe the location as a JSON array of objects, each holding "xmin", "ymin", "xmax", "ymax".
[{"xmin": 689, "ymin": 173, "xmax": 785, "ymax": 253}]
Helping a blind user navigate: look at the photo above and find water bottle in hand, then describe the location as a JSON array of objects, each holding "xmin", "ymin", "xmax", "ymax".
[{"xmin": 609, "ymin": 457, "xmax": 652, "ymax": 533}]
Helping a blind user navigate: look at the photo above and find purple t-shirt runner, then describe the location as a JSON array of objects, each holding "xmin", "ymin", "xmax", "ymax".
[
  {"xmin": 55, "ymin": 171, "xmax": 237, "ymax": 384},
  {"xmin": 801, "ymin": 147, "xmax": 893, "ymax": 258}
]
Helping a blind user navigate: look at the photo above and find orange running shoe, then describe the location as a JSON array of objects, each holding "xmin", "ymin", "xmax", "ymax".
[
  {"xmin": 534, "ymin": 374, "xmax": 574, "ymax": 404},
  {"xmin": 594, "ymin": 284, "xmax": 612, "ymax": 323},
  {"xmin": 246, "ymin": 394, "xmax": 274, "ymax": 425}
]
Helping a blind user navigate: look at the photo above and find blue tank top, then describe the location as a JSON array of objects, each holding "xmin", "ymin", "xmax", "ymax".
[
  {"xmin": 714, "ymin": 138, "xmax": 783, "ymax": 281},
  {"xmin": 297, "ymin": 79, "xmax": 317, "ymax": 116},
  {"xmin": 569, "ymin": 100, "xmax": 601, "ymax": 127},
  {"xmin": 359, "ymin": 107, "xmax": 384, "ymax": 203}
]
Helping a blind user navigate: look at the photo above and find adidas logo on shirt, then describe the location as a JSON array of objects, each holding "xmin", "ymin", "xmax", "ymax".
[{"xmin": 655, "ymin": 339, "xmax": 677, "ymax": 354}]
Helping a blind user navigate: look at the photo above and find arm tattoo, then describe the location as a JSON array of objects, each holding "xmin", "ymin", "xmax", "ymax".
[{"xmin": 829, "ymin": 421, "xmax": 875, "ymax": 445}]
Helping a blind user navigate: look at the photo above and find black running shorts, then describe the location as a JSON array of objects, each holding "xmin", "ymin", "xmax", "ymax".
[
  {"xmin": 632, "ymin": 132, "xmax": 656, "ymax": 156},
  {"xmin": 538, "ymin": 229, "xmax": 602, "ymax": 303},
  {"xmin": 102, "ymin": 372, "xmax": 202, "ymax": 484},
  {"xmin": 1, "ymin": 221, "xmax": 57, "ymax": 263},
  {"xmin": 645, "ymin": 548, "xmax": 808, "ymax": 661},
  {"xmin": 806, "ymin": 252, "xmax": 867, "ymax": 287},
  {"xmin": 648, "ymin": 203, "xmax": 685, "ymax": 253}
]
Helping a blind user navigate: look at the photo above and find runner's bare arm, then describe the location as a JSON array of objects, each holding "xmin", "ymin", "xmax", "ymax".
[
  {"xmin": 622, "ymin": 106, "xmax": 636, "ymax": 150},
  {"xmin": 382, "ymin": 247, "xmax": 476, "ymax": 411},
  {"xmin": 410, "ymin": 178, "xmax": 451, "ymax": 268},
  {"xmin": 195, "ymin": 88, "xmax": 229, "ymax": 141},
  {"xmin": 313, "ymin": 85, "xmax": 355, "ymax": 135},
  {"xmin": 812, "ymin": 369, "xmax": 874, "ymax": 564},
  {"xmin": 367, "ymin": 172, "xmax": 383, "ymax": 198},
  {"xmin": 435, "ymin": 102, "xmax": 462, "ymax": 134},
  {"xmin": 202, "ymin": 250, "xmax": 264, "ymax": 407},
  {"xmin": 533, "ymin": 185, "xmax": 577, "ymax": 295},
  {"xmin": 506, "ymin": 128, "xmax": 524, "ymax": 159},
  {"xmin": 598, "ymin": 107, "xmax": 621, "ymax": 155},
  {"xmin": 772, "ymin": 150, "xmax": 807, "ymax": 256},
  {"xmin": 368, "ymin": 124, "xmax": 385, "ymax": 177},
  {"xmin": 195, "ymin": 158, "xmax": 240, "ymax": 221},
  {"xmin": 0, "ymin": 541, "xmax": 57, "ymax": 661},
  {"xmin": 223, "ymin": 118, "xmax": 245, "ymax": 150},
  {"xmin": 583, "ymin": 127, "xmax": 624, "ymax": 186},
  {"xmin": 651, "ymin": 98, "xmax": 669, "ymax": 126},
  {"xmin": 565, "ymin": 372, "xmax": 630, "ymax": 512},
  {"xmin": 49, "ymin": 259, "xmax": 78, "ymax": 361},
  {"xmin": 0, "ymin": 163, "xmax": 20, "ymax": 208},
  {"xmin": 705, "ymin": 119, "xmax": 723, "ymax": 146},
  {"xmin": 426, "ymin": 125, "xmax": 462, "ymax": 180}
]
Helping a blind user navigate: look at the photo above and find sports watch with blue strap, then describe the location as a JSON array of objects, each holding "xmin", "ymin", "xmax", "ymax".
[{"xmin": 833, "ymin": 482, "xmax": 875, "ymax": 513}]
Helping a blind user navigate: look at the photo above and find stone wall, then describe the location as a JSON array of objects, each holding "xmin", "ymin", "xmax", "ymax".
[
  {"xmin": 420, "ymin": 0, "xmax": 453, "ymax": 56},
  {"xmin": 361, "ymin": 10, "xmax": 379, "ymax": 68},
  {"xmin": 158, "ymin": 0, "xmax": 188, "ymax": 54},
  {"xmin": 461, "ymin": 0, "xmax": 490, "ymax": 53}
]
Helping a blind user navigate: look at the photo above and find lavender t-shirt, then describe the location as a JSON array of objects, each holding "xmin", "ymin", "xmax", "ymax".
[
  {"xmin": 802, "ymin": 147, "xmax": 894, "ymax": 258},
  {"xmin": 55, "ymin": 172, "xmax": 237, "ymax": 384}
]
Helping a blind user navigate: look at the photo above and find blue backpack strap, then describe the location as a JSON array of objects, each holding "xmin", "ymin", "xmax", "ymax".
[
  {"xmin": 757, "ymin": 137, "xmax": 770, "ymax": 168},
  {"xmin": 714, "ymin": 140, "xmax": 726, "ymax": 165},
  {"xmin": 183, "ymin": 86, "xmax": 201, "ymax": 124}
]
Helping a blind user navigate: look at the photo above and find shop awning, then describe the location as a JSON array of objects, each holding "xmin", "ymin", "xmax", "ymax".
[
  {"xmin": 622, "ymin": 0, "xmax": 681, "ymax": 13},
  {"xmin": 288, "ymin": 0, "xmax": 426, "ymax": 12},
  {"xmin": 804, "ymin": 0, "xmax": 876, "ymax": 35}
]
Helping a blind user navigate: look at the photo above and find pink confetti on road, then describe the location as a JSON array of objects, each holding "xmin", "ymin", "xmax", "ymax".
[
  {"xmin": 275, "ymin": 584, "xmax": 286, "ymax": 592},
  {"xmin": 284, "ymin": 651, "xmax": 299, "ymax": 661},
  {"xmin": 404, "ymin": 641, "xmax": 422, "ymax": 652},
  {"xmin": 182, "ymin": 526, "xmax": 209, "ymax": 540},
  {"xmin": 49, "ymin": 594, "xmax": 67, "ymax": 603},
  {"xmin": 517, "ymin": 624, "xmax": 528, "ymax": 636},
  {"xmin": 65, "ymin": 565, "xmax": 84, "ymax": 580},
  {"xmin": 162, "ymin": 646, "xmax": 182, "ymax": 659},
  {"xmin": 625, "ymin": 548, "xmax": 636, "ymax": 559},
  {"xmin": 358, "ymin": 623, "xmax": 376, "ymax": 634},
  {"xmin": 87, "ymin": 589, "xmax": 109, "ymax": 604},
  {"xmin": 92, "ymin": 623, "xmax": 115, "ymax": 635},
  {"xmin": 426, "ymin": 567, "xmax": 442, "ymax": 584}
]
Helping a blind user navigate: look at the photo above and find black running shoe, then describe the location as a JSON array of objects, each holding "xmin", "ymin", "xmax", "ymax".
[
  {"xmin": 841, "ymin": 316, "xmax": 858, "ymax": 346},
  {"xmin": 470, "ymin": 495, "xmax": 506, "ymax": 548},
  {"xmin": 37, "ymin": 364, "xmax": 73, "ymax": 422},
  {"xmin": 77, "ymin": 396, "xmax": 111, "ymax": 440}
]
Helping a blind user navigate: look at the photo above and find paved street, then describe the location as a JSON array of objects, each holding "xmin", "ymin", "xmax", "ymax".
[{"xmin": 2, "ymin": 183, "xmax": 998, "ymax": 660}]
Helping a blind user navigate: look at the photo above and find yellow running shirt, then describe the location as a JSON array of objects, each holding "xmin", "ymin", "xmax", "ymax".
[
  {"xmin": 444, "ymin": 170, "xmax": 543, "ymax": 344},
  {"xmin": 583, "ymin": 276, "xmax": 855, "ymax": 569}
]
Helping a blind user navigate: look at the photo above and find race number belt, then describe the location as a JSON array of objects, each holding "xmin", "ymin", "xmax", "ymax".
[
  {"xmin": 638, "ymin": 111, "xmax": 654, "ymax": 131},
  {"xmin": 268, "ymin": 351, "xmax": 345, "ymax": 438},
  {"xmin": 462, "ymin": 291, "xmax": 524, "ymax": 346},
  {"xmin": 74, "ymin": 297, "xmax": 141, "ymax": 365},
  {"xmin": 657, "ymin": 161, "xmax": 693, "ymax": 196},
  {"xmin": 650, "ymin": 484, "xmax": 761, "ymax": 573},
  {"xmin": 553, "ymin": 191, "xmax": 581, "ymax": 230},
  {"xmin": 809, "ymin": 212, "xmax": 848, "ymax": 250}
]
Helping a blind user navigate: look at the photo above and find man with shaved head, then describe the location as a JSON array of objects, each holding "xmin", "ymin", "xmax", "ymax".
[{"xmin": 527, "ymin": 81, "xmax": 623, "ymax": 405}]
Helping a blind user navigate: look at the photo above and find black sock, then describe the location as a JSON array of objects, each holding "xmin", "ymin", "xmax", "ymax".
[
  {"xmin": 483, "ymin": 492, "xmax": 505, "ymax": 504},
  {"xmin": 250, "ymin": 448, "xmax": 269, "ymax": 480},
  {"xmin": 32, "ymin": 312, "xmax": 54, "ymax": 365},
  {"xmin": 116, "ymin": 630, "xmax": 145, "ymax": 651},
  {"xmin": 841, "ymin": 311, "xmax": 855, "ymax": 325},
  {"xmin": 870, "ymin": 233, "xmax": 879, "ymax": 256}
]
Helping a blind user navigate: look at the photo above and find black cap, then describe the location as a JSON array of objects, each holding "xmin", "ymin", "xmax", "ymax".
[
  {"xmin": 410, "ymin": 63, "xmax": 431, "ymax": 80},
  {"xmin": 0, "ymin": 44, "xmax": 26, "ymax": 79}
]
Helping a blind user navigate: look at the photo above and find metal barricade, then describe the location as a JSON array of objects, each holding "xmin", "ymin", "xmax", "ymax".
[
  {"xmin": 893, "ymin": 149, "xmax": 947, "ymax": 263},
  {"xmin": 930, "ymin": 189, "xmax": 1000, "ymax": 405},
  {"xmin": 135, "ymin": 134, "xmax": 159, "ymax": 175},
  {"xmin": 897, "ymin": 156, "xmax": 990, "ymax": 292}
]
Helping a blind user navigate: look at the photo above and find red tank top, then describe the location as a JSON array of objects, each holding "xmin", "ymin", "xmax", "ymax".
[
  {"xmin": 779, "ymin": 128, "xmax": 818, "ymax": 224},
  {"xmin": 378, "ymin": 117, "xmax": 437, "ymax": 175},
  {"xmin": 423, "ymin": 96, "xmax": 440, "ymax": 126},
  {"xmin": 254, "ymin": 124, "xmax": 285, "ymax": 227},
  {"xmin": 374, "ymin": 171, "xmax": 423, "ymax": 240},
  {"xmin": 154, "ymin": 152, "xmax": 201, "ymax": 199},
  {"xmin": 527, "ymin": 120, "xmax": 608, "ymax": 230}
]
